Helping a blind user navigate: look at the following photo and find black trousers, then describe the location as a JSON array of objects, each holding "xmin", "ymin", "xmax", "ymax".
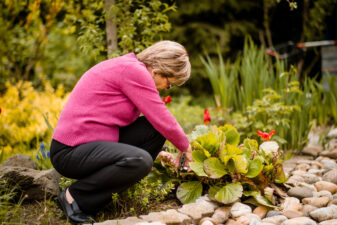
[{"xmin": 50, "ymin": 116, "xmax": 166, "ymax": 214}]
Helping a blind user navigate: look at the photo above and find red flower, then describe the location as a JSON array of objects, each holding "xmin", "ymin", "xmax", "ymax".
[
  {"xmin": 0, "ymin": 107, "xmax": 1, "ymax": 115},
  {"xmin": 203, "ymin": 109, "xmax": 211, "ymax": 124},
  {"xmin": 163, "ymin": 96, "xmax": 172, "ymax": 104},
  {"xmin": 257, "ymin": 130, "xmax": 275, "ymax": 141}
]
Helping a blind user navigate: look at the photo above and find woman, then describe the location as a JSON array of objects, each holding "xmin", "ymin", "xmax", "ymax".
[{"xmin": 50, "ymin": 40, "xmax": 193, "ymax": 224}]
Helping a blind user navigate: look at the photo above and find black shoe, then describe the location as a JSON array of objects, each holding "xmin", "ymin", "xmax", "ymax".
[{"xmin": 58, "ymin": 188, "xmax": 94, "ymax": 224}]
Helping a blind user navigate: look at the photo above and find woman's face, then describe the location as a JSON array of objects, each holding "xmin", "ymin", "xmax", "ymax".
[{"xmin": 148, "ymin": 67, "xmax": 175, "ymax": 90}]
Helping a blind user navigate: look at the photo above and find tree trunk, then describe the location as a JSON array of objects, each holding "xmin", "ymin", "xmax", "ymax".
[
  {"xmin": 263, "ymin": 0, "xmax": 274, "ymax": 48},
  {"xmin": 297, "ymin": 0, "xmax": 310, "ymax": 80},
  {"xmin": 104, "ymin": 0, "xmax": 118, "ymax": 58}
]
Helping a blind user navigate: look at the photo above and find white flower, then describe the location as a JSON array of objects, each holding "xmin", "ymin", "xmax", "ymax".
[{"xmin": 259, "ymin": 141, "xmax": 279, "ymax": 155}]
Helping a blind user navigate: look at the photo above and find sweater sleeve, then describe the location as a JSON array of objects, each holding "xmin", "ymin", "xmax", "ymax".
[{"xmin": 120, "ymin": 63, "xmax": 189, "ymax": 152}]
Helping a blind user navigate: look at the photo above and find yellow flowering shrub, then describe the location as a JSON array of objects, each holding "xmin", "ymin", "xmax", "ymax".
[{"xmin": 0, "ymin": 81, "xmax": 69, "ymax": 160}]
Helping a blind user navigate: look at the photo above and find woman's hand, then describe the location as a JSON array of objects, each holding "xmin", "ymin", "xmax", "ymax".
[
  {"xmin": 157, "ymin": 151, "xmax": 175, "ymax": 167},
  {"xmin": 175, "ymin": 144, "xmax": 193, "ymax": 171}
]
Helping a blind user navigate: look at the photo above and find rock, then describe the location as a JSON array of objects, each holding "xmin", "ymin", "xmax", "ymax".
[
  {"xmin": 321, "ymin": 149, "xmax": 337, "ymax": 159},
  {"xmin": 196, "ymin": 195, "xmax": 220, "ymax": 210},
  {"xmin": 302, "ymin": 204, "xmax": 318, "ymax": 217},
  {"xmin": 302, "ymin": 197, "xmax": 330, "ymax": 208},
  {"xmin": 0, "ymin": 154, "xmax": 37, "ymax": 169},
  {"xmin": 321, "ymin": 160, "xmax": 337, "ymax": 170},
  {"xmin": 329, "ymin": 198, "xmax": 337, "ymax": 206},
  {"xmin": 295, "ymin": 163, "xmax": 311, "ymax": 171},
  {"xmin": 282, "ymin": 210, "xmax": 303, "ymax": 219},
  {"xmin": 315, "ymin": 181, "xmax": 337, "ymax": 194},
  {"xmin": 140, "ymin": 209, "xmax": 191, "ymax": 225},
  {"xmin": 253, "ymin": 206, "xmax": 268, "ymax": 219},
  {"xmin": 0, "ymin": 166, "xmax": 60, "ymax": 200},
  {"xmin": 211, "ymin": 206, "xmax": 230, "ymax": 224},
  {"xmin": 287, "ymin": 186, "xmax": 313, "ymax": 199},
  {"xmin": 236, "ymin": 214, "xmax": 261, "ymax": 225},
  {"xmin": 282, "ymin": 197, "xmax": 302, "ymax": 211},
  {"xmin": 302, "ymin": 145, "xmax": 323, "ymax": 157},
  {"xmin": 298, "ymin": 182, "xmax": 317, "ymax": 192},
  {"xmin": 178, "ymin": 200, "xmax": 215, "ymax": 224},
  {"xmin": 280, "ymin": 217, "xmax": 317, "ymax": 225},
  {"xmin": 261, "ymin": 223, "xmax": 276, "ymax": 225},
  {"xmin": 313, "ymin": 190, "xmax": 333, "ymax": 200},
  {"xmin": 262, "ymin": 215, "xmax": 287, "ymax": 225},
  {"xmin": 94, "ymin": 217, "xmax": 145, "ymax": 225},
  {"xmin": 285, "ymin": 175, "xmax": 305, "ymax": 187},
  {"xmin": 328, "ymin": 139, "xmax": 337, "ymax": 150},
  {"xmin": 308, "ymin": 169, "xmax": 325, "ymax": 176},
  {"xmin": 199, "ymin": 217, "xmax": 217, "ymax": 225},
  {"xmin": 266, "ymin": 210, "xmax": 283, "ymax": 218},
  {"xmin": 230, "ymin": 202, "xmax": 252, "ymax": 218},
  {"xmin": 327, "ymin": 129, "xmax": 337, "ymax": 138},
  {"xmin": 291, "ymin": 170, "xmax": 306, "ymax": 176},
  {"xmin": 224, "ymin": 219, "xmax": 236, "ymax": 225},
  {"xmin": 310, "ymin": 205, "xmax": 337, "ymax": 222},
  {"xmin": 318, "ymin": 219, "xmax": 337, "ymax": 225},
  {"xmin": 250, "ymin": 218, "xmax": 263, "ymax": 225},
  {"xmin": 323, "ymin": 169, "xmax": 337, "ymax": 184},
  {"xmin": 302, "ymin": 173, "xmax": 321, "ymax": 184}
]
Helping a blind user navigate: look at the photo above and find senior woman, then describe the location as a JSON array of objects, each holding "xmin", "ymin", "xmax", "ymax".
[{"xmin": 50, "ymin": 40, "xmax": 193, "ymax": 223}]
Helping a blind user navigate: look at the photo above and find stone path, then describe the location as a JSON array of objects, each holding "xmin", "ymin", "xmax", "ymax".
[{"xmin": 91, "ymin": 128, "xmax": 337, "ymax": 225}]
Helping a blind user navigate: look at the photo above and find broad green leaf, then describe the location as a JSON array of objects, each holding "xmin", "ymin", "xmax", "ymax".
[
  {"xmin": 246, "ymin": 156, "xmax": 264, "ymax": 178},
  {"xmin": 232, "ymin": 155, "xmax": 248, "ymax": 174},
  {"xmin": 244, "ymin": 138, "xmax": 258, "ymax": 152},
  {"xmin": 219, "ymin": 125, "xmax": 240, "ymax": 146},
  {"xmin": 253, "ymin": 194, "xmax": 276, "ymax": 208},
  {"xmin": 176, "ymin": 181, "xmax": 203, "ymax": 204},
  {"xmin": 214, "ymin": 183, "xmax": 243, "ymax": 204},
  {"xmin": 208, "ymin": 185, "xmax": 221, "ymax": 200},
  {"xmin": 192, "ymin": 142, "xmax": 211, "ymax": 158},
  {"xmin": 203, "ymin": 157, "xmax": 227, "ymax": 179},
  {"xmin": 190, "ymin": 161, "xmax": 207, "ymax": 176},
  {"xmin": 219, "ymin": 144, "xmax": 243, "ymax": 164},
  {"xmin": 242, "ymin": 147, "xmax": 251, "ymax": 159},
  {"xmin": 243, "ymin": 190, "xmax": 260, "ymax": 197},
  {"xmin": 195, "ymin": 133, "xmax": 219, "ymax": 156},
  {"xmin": 192, "ymin": 150, "xmax": 207, "ymax": 163},
  {"xmin": 264, "ymin": 187, "xmax": 275, "ymax": 204},
  {"xmin": 227, "ymin": 158, "xmax": 235, "ymax": 172},
  {"xmin": 274, "ymin": 166, "xmax": 287, "ymax": 183}
]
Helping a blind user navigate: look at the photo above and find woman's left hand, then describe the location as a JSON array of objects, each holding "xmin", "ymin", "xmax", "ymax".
[{"xmin": 157, "ymin": 151, "xmax": 175, "ymax": 167}]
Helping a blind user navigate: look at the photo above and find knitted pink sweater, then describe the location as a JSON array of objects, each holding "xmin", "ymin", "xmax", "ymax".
[{"xmin": 52, "ymin": 53, "xmax": 189, "ymax": 152}]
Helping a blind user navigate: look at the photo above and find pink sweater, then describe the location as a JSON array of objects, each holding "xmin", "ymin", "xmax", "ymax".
[{"xmin": 52, "ymin": 53, "xmax": 189, "ymax": 152}]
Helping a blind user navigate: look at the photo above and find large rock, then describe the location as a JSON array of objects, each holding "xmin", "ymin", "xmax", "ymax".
[
  {"xmin": 323, "ymin": 169, "xmax": 337, "ymax": 184},
  {"xmin": 318, "ymin": 219, "xmax": 337, "ymax": 225},
  {"xmin": 0, "ymin": 166, "xmax": 60, "ymax": 200},
  {"xmin": 310, "ymin": 205, "xmax": 337, "ymax": 222},
  {"xmin": 280, "ymin": 217, "xmax": 317, "ymax": 225},
  {"xmin": 230, "ymin": 202, "xmax": 252, "ymax": 218},
  {"xmin": 0, "ymin": 154, "xmax": 37, "ymax": 169},
  {"xmin": 302, "ymin": 145, "xmax": 323, "ymax": 157},
  {"xmin": 140, "ymin": 209, "xmax": 191, "ymax": 225},
  {"xmin": 211, "ymin": 206, "xmax": 230, "ymax": 224},
  {"xmin": 178, "ymin": 200, "xmax": 214, "ymax": 224},
  {"xmin": 262, "ymin": 215, "xmax": 287, "ymax": 225},
  {"xmin": 315, "ymin": 181, "xmax": 337, "ymax": 194},
  {"xmin": 287, "ymin": 186, "xmax": 313, "ymax": 199},
  {"xmin": 327, "ymin": 129, "xmax": 337, "ymax": 138}
]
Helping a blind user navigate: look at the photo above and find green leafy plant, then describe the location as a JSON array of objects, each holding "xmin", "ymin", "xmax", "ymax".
[{"xmin": 154, "ymin": 125, "xmax": 287, "ymax": 208}]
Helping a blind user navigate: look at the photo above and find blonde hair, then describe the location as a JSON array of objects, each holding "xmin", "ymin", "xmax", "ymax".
[{"xmin": 136, "ymin": 40, "xmax": 191, "ymax": 86}]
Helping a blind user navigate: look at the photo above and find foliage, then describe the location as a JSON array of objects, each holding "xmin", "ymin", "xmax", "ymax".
[
  {"xmin": 153, "ymin": 125, "xmax": 286, "ymax": 207},
  {"xmin": 166, "ymin": 96, "xmax": 204, "ymax": 134},
  {"xmin": 109, "ymin": 175, "xmax": 174, "ymax": 217},
  {"xmin": 0, "ymin": 81, "xmax": 68, "ymax": 163}
]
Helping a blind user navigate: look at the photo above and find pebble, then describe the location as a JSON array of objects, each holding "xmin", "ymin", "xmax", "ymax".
[
  {"xmin": 230, "ymin": 202, "xmax": 252, "ymax": 218},
  {"xmin": 315, "ymin": 181, "xmax": 337, "ymax": 194},
  {"xmin": 323, "ymin": 169, "xmax": 337, "ymax": 184},
  {"xmin": 287, "ymin": 186, "xmax": 313, "ymax": 199}
]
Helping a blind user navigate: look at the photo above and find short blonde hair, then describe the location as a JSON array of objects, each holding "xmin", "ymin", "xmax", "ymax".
[{"xmin": 136, "ymin": 40, "xmax": 191, "ymax": 86}]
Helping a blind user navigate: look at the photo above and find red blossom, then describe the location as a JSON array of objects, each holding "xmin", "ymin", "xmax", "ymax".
[
  {"xmin": 163, "ymin": 96, "xmax": 172, "ymax": 104},
  {"xmin": 0, "ymin": 107, "xmax": 1, "ymax": 115},
  {"xmin": 203, "ymin": 109, "xmax": 211, "ymax": 124},
  {"xmin": 257, "ymin": 130, "xmax": 275, "ymax": 141}
]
